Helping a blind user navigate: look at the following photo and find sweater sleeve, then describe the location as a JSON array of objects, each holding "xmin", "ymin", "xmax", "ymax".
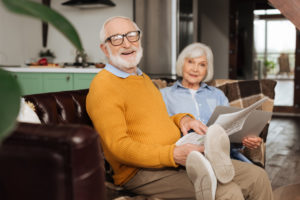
[
  {"xmin": 171, "ymin": 113, "xmax": 195, "ymax": 128},
  {"xmin": 86, "ymin": 80, "xmax": 177, "ymax": 169}
]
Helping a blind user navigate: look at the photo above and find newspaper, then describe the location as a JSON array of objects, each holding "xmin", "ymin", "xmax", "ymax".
[
  {"xmin": 176, "ymin": 97, "xmax": 272, "ymax": 145},
  {"xmin": 175, "ymin": 132, "xmax": 205, "ymax": 146},
  {"xmin": 208, "ymin": 97, "xmax": 268, "ymax": 135}
]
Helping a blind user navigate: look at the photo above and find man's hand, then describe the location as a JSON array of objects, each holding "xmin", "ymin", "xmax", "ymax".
[
  {"xmin": 179, "ymin": 115, "xmax": 207, "ymax": 136},
  {"xmin": 173, "ymin": 144, "xmax": 204, "ymax": 166},
  {"xmin": 242, "ymin": 136, "xmax": 262, "ymax": 149}
]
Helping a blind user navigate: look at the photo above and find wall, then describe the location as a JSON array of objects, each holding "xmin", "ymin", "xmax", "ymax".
[
  {"xmin": 200, "ymin": 0, "xmax": 229, "ymax": 79},
  {"xmin": 135, "ymin": 0, "xmax": 177, "ymax": 78},
  {"xmin": 0, "ymin": 0, "xmax": 133, "ymax": 65}
]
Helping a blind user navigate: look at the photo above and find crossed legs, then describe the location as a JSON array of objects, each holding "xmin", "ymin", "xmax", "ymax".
[
  {"xmin": 124, "ymin": 124, "xmax": 273, "ymax": 199},
  {"xmin": 123, "ymin": 160, "xmax": 273, "ymax": 200}
]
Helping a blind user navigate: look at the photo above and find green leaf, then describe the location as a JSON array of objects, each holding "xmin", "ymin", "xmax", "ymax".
[
  {"xmin": 0, "ymin": 69, "xmax": 21, "ymax": 142},
  {"xmin": 2, "ymin": 0, "xmax": 84, "ymax": 52}
]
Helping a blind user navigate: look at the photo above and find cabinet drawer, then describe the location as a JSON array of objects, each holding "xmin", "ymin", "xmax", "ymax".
[
  {"xmin": 13, "ymin": 72, "xmax": 43, "ymax": 95},
  {"xmin": 73, "ymin": 73, "xmax": 97, "ymax": 90},
  {"xmin": 43, "ymin": 73, "xmax": 73, "ymax": 93}
]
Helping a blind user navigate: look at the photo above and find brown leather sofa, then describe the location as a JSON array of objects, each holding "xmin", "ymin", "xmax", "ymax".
[
  {"xmin": 0, "ymin": 79, "xmax": 276, "ymax": 200},
  {"xmin": 0, "ymin": 90, "xmax": 108, "ymax": 200}
]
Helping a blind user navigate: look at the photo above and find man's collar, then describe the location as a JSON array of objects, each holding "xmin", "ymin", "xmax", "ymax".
[
  {"xmin": 174, "ymin": 80, "xmax": 211, "ymax": 90},
  {"xmin": 104, "ymin": 63, "xmax": 143, "ymax": 78}
]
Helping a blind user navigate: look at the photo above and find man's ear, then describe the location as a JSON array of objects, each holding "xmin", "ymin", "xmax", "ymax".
[{"xmin": 100, "ymin": 44, "xmax": 109, "ymax": 57}]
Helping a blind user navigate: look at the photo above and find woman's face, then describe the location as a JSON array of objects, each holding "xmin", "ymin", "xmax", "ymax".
[{"xmin": 181, "ymin": 55, "xmax": 208, "ymax": 90}]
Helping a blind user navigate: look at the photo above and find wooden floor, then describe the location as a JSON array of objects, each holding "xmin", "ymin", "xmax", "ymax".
[{"xmin": 265, "ymin": 116, "xmax": 300, "ymax": 189}]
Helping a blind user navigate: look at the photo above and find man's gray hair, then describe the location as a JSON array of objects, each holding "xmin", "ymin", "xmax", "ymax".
[
  {"xmin": 176, "ymin": 42, "xmax": 214, "ymax": 82},
  {"xmin": 99, "ymin": 16, "xmax": 141, "ymax": 44}
]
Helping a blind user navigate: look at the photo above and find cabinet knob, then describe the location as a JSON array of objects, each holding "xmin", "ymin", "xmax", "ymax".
[{"xmin": 66, "ymin": 75, "xmax": 70, "ymax": 81}]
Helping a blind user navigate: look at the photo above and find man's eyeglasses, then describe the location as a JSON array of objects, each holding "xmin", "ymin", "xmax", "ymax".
[{"xmin": 105, "ymin": 31, "xmax": 141, "ymax": 46}]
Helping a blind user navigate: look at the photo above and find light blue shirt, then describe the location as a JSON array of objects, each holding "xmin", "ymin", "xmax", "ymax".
[
  {"xmin": 161, "ymin": 80, "xmax": 252, "ymax": 163},
  {"xmin": 160, "ymin": 80, "xmax": 229, "ymax": 125},
  {"xmin": 104, "ymin": 63, "xmax": 143, "ymax": 78}
]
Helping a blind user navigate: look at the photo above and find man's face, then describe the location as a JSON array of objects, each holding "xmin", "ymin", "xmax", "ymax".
[{"xmin": 101, "ymin": 18, "xmax": 143, "ymax": 69}]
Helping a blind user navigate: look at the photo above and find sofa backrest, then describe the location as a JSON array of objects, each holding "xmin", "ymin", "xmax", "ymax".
[
  {"xmin": 207, "ymin": 79, "xmax": 276, "ymax": 112},
  {"xmin": 24, "ymin": 89, "xmax": 92, "ymax": 126},
  {"xmin": 24, "ymin": 79, "xmax": 276, "ymax": 141}
]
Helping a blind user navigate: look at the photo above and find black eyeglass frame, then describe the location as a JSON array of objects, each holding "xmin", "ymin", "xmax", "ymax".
[{"xmin": 105, "ymin": 31, "xmax": 141, "ymax": 46}]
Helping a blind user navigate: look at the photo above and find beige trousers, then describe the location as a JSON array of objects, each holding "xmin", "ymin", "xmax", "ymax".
[{"xmin": 123, "ymin": 160, "xmax": 273, "ymax": 200}]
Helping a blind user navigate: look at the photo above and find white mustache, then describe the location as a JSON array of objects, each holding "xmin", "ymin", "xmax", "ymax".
[{"xmin": 118, "ymin": 46, "xmax": 138, "ymax": 55}]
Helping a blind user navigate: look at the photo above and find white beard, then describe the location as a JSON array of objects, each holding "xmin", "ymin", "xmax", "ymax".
[{"xmin": 106, "ymin": 43, "xmax": 143, "ymax": 69}]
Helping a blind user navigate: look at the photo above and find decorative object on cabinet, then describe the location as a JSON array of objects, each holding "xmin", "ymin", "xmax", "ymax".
[
  {"xmin": 39, "ymin": 49, "xmax": 56, "ymax": 63},
  {"xmin": 75, "ymin": 50, "xmax": 88, "ymax": 68}
]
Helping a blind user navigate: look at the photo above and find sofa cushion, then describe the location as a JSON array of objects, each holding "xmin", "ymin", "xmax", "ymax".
[{"xmin": 17, "ymin": 98, "xmax": 41, "ymax": 124}]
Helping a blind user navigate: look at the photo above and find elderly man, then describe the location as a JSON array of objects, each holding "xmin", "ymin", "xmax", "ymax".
[{"xmin": 86, "ymin": 16, "xmax": 273, "ymax": 200}]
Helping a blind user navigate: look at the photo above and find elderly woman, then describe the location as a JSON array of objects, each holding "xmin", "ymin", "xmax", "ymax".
[{"xmin": 160, "ymin": 42, "xmax": 262, "ymax": 163}]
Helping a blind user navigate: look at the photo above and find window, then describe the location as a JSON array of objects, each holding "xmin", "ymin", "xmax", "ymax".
[{"xmin": 254, "ymin": 9, "xmax": 296, "ymax": 106}]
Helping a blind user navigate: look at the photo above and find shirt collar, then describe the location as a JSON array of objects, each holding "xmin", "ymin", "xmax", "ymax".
[
  {"xmin": 174, "ymin": 80, "xmax": 211, "ymax": 91},
  {"xmin": 104, "ymin": 63, "xmax": 143, "ymax": 78}
]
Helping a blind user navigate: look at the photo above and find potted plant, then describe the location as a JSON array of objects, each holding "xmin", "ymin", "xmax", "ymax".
[
  {"xmin": 0, "ymin": 69, "xmax": 21, "ymax": 142},
  {"xmin": 263, "ymin": 60, "xmax": 275, "ymax": 78},
  {"xmin": 0, "ymin": 0, "xmax": 84, "ymax": 143},
  {"xmin": 39, "ymin": 49, "xmax": 56, "ymax": 63}
]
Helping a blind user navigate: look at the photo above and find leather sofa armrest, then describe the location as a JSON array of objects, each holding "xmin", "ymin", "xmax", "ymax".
[{"xmin": 0, "ymin": 122, "xmax": 107, "ymax": 200}]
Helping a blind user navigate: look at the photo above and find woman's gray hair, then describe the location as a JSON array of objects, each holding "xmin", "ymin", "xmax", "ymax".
[
  {"xmin": 99, "ymin": 16, "xmax": 141, "ymax": 44},
  {"xmin": 176, "ymin": 42, "xmax": 214, "ymax": 82}
]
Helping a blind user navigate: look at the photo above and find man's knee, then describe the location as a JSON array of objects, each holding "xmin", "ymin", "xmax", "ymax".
[
  {"xmin": 216, "ymin": 182, "xmax": 244, "ymax": 200},
  {"xmin": 246, "ymin": 165, "xmax": 273, "ymax": 199},
  {"xmin": 232, "ymin": 160, "xmax": 273, "ymax": 199},
  {"xmin": 252, "ymin": 166, "xmax": 272, "ymax": 189},
  {"xmin": 249, "ymin": 164, "xmax": 270, "ymax": 187}
]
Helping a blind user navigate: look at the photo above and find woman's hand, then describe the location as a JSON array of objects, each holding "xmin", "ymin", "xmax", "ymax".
[
  {"xmin": 179, "ymin": 115, "xmax": 207, "ymax": 136},
  {"xmin": 242, "ymin": 136, "xmax": 262, "ymax": 149}
]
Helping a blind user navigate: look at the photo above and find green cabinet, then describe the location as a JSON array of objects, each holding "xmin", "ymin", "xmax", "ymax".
[
  {"xmin": 12, "ymin": 72, "xmax": 43, "ymax": 95},
  {"xmin": 12, "ymin": 72, "xmax": 97, "ymax": 95},
  {"xmin": 44, "ymin": 73, "xmax": 73, "ymax": 93},
  {"xmin": 74, "ymin": 73, "xmax": 97, "ymax": 90}
]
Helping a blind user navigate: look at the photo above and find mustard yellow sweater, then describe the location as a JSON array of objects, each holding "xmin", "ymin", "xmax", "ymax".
[{"xmin": 86, "ymin": 70, "xmax": 188, "ymax": 185}]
